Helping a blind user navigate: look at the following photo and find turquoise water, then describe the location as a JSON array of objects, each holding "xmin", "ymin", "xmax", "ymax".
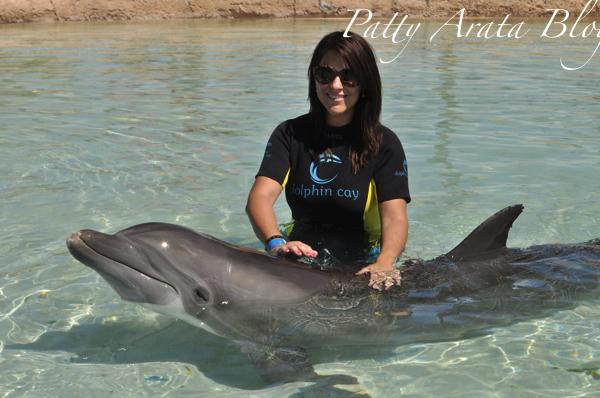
[{"xmin": 1, "ymin": 19, "xmax": 599, "ymax": 397}]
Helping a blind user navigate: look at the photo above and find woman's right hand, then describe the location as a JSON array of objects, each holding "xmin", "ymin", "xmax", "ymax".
[{"xmin": 270, "ymin": 241, "xmax": 318, "ymax": 258}]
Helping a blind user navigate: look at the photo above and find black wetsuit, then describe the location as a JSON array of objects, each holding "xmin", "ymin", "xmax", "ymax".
[{"xmin": 257, "ymin": 114, "xmax": 410, "ymax": 263}]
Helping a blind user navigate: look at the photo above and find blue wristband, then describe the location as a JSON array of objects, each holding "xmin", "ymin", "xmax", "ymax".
[{"xmin": 266, "ymin": 237, "xmax": 287, "ymax": 252}]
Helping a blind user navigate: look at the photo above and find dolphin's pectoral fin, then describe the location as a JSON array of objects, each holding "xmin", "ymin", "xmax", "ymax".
[
  {"xmin": 446, "ymin": 204, "xmax": 524, "ymax": 261},
  {"xmin": 240, "ymin": 342, "xmax": 317, "ymax": 383},
  {"xmin": 238, "ymin": 342, "xmax": 369, "ymax": 396},
  {"xmin": 238, "ymin": 342, "xmax": 364, "ymax": 386},
  {"xmin": 292, "ymin": 380, "xmax": 372, "ymax": 398}
]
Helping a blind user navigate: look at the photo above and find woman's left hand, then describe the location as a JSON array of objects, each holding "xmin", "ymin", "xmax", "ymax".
[{"xmin": 355, "ymin": 262, "xmax": 401, "ymax": 291}]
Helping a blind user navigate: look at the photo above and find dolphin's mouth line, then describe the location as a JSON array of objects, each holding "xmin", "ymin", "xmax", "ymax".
[{"xmin": 75, "ymin": 233, "xmax": 179, "ymax": 294}]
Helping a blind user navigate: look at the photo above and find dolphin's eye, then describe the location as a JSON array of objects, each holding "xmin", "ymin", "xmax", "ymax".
[{"xmin": 194, "ymin": 287, "xmax": 210, "ymax": 302}]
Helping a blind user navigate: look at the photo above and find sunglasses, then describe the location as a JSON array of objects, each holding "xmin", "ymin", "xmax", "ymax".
[{"xmin": 313, "ymin": 66, "xmax": 359, "ymax": 87}]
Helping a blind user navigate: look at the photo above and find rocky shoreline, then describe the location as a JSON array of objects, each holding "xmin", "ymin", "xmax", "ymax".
[{"xmin": 1, "ymin": 1, "xmax": 599, "ymax": 24}]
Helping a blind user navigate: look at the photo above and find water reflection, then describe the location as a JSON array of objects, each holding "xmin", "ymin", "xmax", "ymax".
[
  {"xmin": 1, "ymin": 19, "xmax": 600, "ymax": 398},
  {"xmin": 432, "ymin": 43, "xmax": 463, "ymax": 194}
]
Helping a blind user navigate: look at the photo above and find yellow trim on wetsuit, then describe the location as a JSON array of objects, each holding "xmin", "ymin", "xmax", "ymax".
[
  {"xmin": 282, "ymin": 168, "xmax": 290, "ymax": 188},
  {"xmin": 363, "ymin": 179, "xmax": 381, "ymax": 247},
  {"xmin": 280, "ymin": 169, "xmax": 294, "ymax": 237}
]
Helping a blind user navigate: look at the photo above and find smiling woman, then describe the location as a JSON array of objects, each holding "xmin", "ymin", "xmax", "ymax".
[
  {"xmin": 245, "ymin": 31, "xmax": 411, "ymax": 290},
  {"xmin": 313, "ymin": 55, "xmax": 361, "ymax": 127}
]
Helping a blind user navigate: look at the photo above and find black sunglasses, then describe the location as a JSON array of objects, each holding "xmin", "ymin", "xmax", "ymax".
[{"xmin": 313, "ymin": 66, "xmax": 359, "ymax": 87}]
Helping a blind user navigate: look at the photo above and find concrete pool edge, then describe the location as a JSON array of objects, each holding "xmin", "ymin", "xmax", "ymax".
[{"xmin": 2, "ymin": 0, "xmax": 600, "ymax": 25}]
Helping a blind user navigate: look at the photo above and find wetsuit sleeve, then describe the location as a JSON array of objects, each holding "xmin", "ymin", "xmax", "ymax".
[
  {"xmin": 373, "ymin": 129, "xmax": 411, "ymax": 203},
  {"xmin": 256, "ymin": 122, "xmax": 291, "ymax": 185}
]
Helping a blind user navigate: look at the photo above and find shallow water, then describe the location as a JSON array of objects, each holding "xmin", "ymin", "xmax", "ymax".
[{"xmin": 1, "ymin": 18, "xmax": 599, "ymax": 397}]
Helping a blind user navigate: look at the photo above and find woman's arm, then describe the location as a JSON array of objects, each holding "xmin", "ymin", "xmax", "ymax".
[
  {"xmin": 356, "ymin": 198, "xmax": 408, "ymax": 289},
  {"xmin": 375, "ymin": 198, "xmax": 409, "ymax": 267},
  {"xmin": 246, "ymin": 176, "xmax": 317, "ymax": 257},
  {"xmin": 246, "ymin": 176, "xmax": 284, "ymax": 242}
]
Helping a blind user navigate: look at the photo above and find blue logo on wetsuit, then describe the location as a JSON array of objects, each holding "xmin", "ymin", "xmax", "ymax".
[
  {"xmin": 309, "ymin": 153, "xmax": 342, "ymax": 185},
  {"xmin": 290, "ymin": 152, "xmax": 359, "ymax": 201},
  {"xmin": 394, "ymin": 159, "xmax": 408, "ymax": 177}
]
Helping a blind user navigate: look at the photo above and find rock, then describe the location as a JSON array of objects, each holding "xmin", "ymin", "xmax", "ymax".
[{"xmin": 1, "ymin": 0, "xmax": 599, "ymax": 24}]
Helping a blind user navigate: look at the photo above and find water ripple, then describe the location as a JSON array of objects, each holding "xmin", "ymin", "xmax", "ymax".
[{"xmin": 0, "ymin": 19, "xmax": 599, "ymax": 397}]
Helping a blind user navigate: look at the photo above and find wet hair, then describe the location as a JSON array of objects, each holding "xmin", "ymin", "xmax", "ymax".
[{"xmin": 307, "ymin": 31, "xmax": 382, "ymax": 173}]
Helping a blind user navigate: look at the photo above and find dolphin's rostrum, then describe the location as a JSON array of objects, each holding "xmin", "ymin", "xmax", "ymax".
[{"xmin": 66, "ymin": 205, "xmax": 600, "ymax": 386}]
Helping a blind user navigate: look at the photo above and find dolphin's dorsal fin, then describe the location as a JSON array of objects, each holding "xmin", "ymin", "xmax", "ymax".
[{"xmin": 446, "ymin": 204, "xmax": 524, "ymax": 261}]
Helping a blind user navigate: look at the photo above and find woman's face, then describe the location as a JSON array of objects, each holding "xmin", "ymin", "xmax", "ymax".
[{"xmin": 315, "ymin": 51, "xmax": 361, "ymax": 127}]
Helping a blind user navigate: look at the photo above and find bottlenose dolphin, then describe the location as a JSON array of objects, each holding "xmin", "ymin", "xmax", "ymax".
[{"xmin": 66, "ymin": 205, "xmax": 600, "ymax": 385}]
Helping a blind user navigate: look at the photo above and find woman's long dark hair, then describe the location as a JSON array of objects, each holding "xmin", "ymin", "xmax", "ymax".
[{"xmin": 308, "ymin": 31, "xmax": 382, "ymax": 173}]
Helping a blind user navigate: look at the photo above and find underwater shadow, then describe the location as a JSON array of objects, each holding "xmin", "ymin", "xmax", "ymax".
[
  {"xmin": 6, "ymin": 317, "xmax": 383, "ymax": 396},
  {"xmin": 6, "ymin": 318, "xmax": 267, "ymax": 389}
]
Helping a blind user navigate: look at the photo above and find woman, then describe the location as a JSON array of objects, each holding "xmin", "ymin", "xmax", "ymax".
[{"xmin": 246, "ymin": 31, "xmax": 410, "ymax": 290}]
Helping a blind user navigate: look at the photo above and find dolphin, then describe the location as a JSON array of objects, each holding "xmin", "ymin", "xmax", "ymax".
[{"xmin": 66, "ymin": 204, "xmax": 600, "ymax": 385}]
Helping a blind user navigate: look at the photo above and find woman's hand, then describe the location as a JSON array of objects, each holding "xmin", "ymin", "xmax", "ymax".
[
  {"xmin": 270, "ymin": 241, "xmax": 318, "ymax": 258},
  {"xmin": 355, "ymin": 262, "xmax": 401, "ymax": 291},
  {"xmin": 357, "ymin": 198, "xmax": 407, "ymax": 290}
]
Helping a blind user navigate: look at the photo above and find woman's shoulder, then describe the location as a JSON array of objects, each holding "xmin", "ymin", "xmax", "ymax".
[
  {"xmin": 283, "ymin": 113, "xmax": 312, "ymax": 129},
  {"xmin": 378, "ymin": 124, "xmax": 404, "ymax": 146},
  {"xmin": 272, "ymin": 113, "xmax": 312, "ymax": 139}
]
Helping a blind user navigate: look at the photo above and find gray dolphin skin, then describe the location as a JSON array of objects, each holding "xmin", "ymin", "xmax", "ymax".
[{"xmin": 66, "ymin": 205, "xmax": 600, "ymax": 386}]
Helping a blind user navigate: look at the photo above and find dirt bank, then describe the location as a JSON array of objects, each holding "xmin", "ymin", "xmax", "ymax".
[{"xmin": 1, "ymin": 0, "xmax": 598, "ymax": 24}]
